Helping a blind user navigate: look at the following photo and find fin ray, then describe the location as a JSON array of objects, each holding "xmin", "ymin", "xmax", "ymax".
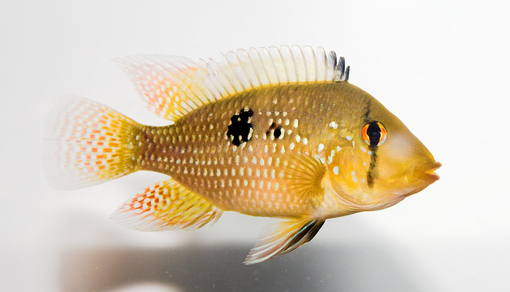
[
  {"xmin": 223, "ymin": 51, "xmax": 251, "ymax": 91},
  {"xmin": 244, "ymin": 218, "xmax": 325, "ymax": 265},
  {"xmin": 235, "ymin": 49, "xmax": 262, "ymax": 88},
  {"xmin": 43, "ymin": 95, "xmax": 139, "ymax": 190},
  {"xmin": 282, "ymin": 153, "xmax": 326, "ymax": 207},
  {"xmin": 111, "ymin": 179, "xmax": 223, "ymax": 231},
  {"xmin": 247, "ymin": 48, "xmax": 270, "ymax": 85},
  {"xmin": 117, "ymin": 46, "xmax": 349, "ymax": 121}
]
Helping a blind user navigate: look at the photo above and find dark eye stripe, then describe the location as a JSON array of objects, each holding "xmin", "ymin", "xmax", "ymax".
[
  {"xmin": 366, "ymin": 150, "xmax": 378, "ymax": 188},
  {"xmin": 361, "ymin": 120, "xmax": 386, "ymax": 188}
]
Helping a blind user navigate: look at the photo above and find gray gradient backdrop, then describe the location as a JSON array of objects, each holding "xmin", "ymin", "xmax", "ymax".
[{"xmin": 1, "ymin": 0, "xmax": 508, "ymax": 291}]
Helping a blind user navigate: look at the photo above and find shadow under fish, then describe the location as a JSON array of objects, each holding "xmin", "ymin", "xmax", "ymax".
[{"xmin": 59, "ymin": 242, "xmax": 429, "ymax": 292}]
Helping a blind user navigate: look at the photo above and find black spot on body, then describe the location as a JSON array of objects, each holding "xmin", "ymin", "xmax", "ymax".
[
  {"xmin": 274, "ymin": 127, "xmax": 282, "ymax": 138},
  {"xmin": 265, "ymin": 122, "xmax": 283, "ymax": 139},
  {"xmin": 266, "ymin": 123, "xmax": 276, "ymax": 136},
  {"xmin": 227, "ymin": 109, "xmax": 254, "ymax": 146}
]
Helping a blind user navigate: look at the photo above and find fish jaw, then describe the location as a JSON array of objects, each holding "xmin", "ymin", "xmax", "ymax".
[
  {"xmin": 406, "ymin": 161, "xmax": 442, "ymax": 185},
  {"xmin": 382, "ymin": 160, "xmax": 442, "ymax": 201},
  {"xmin": 319, "ymin": 159, "xmax": 442, "ymax": 216}
]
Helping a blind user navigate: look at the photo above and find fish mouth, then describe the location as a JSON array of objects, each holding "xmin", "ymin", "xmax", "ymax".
[{"xmin": 411, "ymin": 161, "xmax": 442, "ymax": 182}]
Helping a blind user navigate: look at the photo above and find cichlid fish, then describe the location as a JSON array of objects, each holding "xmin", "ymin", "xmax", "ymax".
[{"xmin": 44, "ymin": 46, "xmax": 440, "ymax": 264}]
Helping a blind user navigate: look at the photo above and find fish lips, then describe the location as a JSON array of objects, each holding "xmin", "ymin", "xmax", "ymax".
[{"xmin": 408, "ymin": 161, "xmax": 442, "ymax": 184}]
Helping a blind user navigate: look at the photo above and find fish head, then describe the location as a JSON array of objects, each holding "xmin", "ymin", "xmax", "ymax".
[{"xmin": 326, "ymin": 95, "xmax": 440, "ymax": 211}]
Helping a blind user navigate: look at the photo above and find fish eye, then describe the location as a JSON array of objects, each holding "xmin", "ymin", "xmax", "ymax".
[{"xmin": 361, "ymin": 121, "xmax": 387, "ymax": 146}]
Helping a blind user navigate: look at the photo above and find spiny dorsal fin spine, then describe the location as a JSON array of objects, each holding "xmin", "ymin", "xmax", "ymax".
[
  {"xmin": 279, "ymin": 46, "xmax": 296, "ymax": 82},
  {"xmin": 118, "ymin": 45, "xmax": 350, "ymax": 122},
  {"xmin": 270, "ymin": 46, "xmax": 288, "ymax": 83},
  {"xmin": 236, "ymin": 49, "xmax": 262, "ymax": 88},
  {"xmin": 207, "ymin": 58, "xmax": 238, "ymax": 96},
  {"xmin": 224, "ymin": 51, "xmax": 252, "ymax": 91},
  {"xmin": 327, "ymin": 51, "xmax": 337, "ymax": 81},
  {"xmin": 304, "ymin": 46, "xmax": 318, "ymax": 82},
  {"xmin": 316, "ymin": 46, "xmax": 328, "ymax": 81},
  {"xmin": 254, "ymin": 47, "xmax": 279, "ymax": 85},
  {"xmin": 196, "ymin": 59, "xmax": 224, "ymax": 100},
  {"xmin": 289, "ymin": 47, "xmax": 302, "ymax": 82}
]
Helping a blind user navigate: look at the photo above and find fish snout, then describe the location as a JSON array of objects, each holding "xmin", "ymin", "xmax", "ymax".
[{"xmin": 408, "ymin": 161, "xmax": 442, "ymax": 183}]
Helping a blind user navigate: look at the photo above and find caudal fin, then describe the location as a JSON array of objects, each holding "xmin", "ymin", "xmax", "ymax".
[{"xmin": 43, "ymin": 96, "xmax": 141, "ymax": 190}]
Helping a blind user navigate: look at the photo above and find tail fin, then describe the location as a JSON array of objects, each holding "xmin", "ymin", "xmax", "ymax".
[{"xmin": 43, "ymin": 95, "xmax": 141, "ymax": 190}]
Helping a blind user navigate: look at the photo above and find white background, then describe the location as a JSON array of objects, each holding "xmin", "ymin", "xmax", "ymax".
[{"xmin": 1, "ymin": 0, "xmax": 509, "ymax": 291}]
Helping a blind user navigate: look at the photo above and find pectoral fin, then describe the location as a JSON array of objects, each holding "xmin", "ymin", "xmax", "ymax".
[
  {"xmin": 283, "ymin": 153, "xmax": 326, "ymax": 208},
  {"xmin": 244, "ymin": 217, "xmax": 325, "ymax": 265}
]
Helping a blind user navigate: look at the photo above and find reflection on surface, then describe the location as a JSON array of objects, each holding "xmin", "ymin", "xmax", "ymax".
[{"xmin": 59, "ymin": 242, "xmax": 429, "ymax": 292}]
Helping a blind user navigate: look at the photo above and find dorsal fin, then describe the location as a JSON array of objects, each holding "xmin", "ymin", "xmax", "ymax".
[{"xmin": 116, "ymin": 45, "xmax": 350, "ymax": 121}]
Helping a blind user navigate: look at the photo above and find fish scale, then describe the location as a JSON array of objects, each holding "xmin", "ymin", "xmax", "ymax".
[
  {"xmin": 134, "ymin": 83, "xmax": 347, "ymax": 216},
  {"xmin": 44, "ymin": 46, "xmax": 440, "ymax": 264}
]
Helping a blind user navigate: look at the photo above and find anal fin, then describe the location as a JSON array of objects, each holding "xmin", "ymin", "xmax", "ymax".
[
  {"xmin": 244, "ymin": 218, "xmax": 325, "ymax": 265},
  {"xmin": 111, "ymin": 178, "xmax": 223, "ymax": 231}
]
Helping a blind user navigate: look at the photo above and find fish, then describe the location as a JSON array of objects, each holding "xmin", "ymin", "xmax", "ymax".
[{"xmin": 43, "ymin": 45, "xmax": 441, "ymax": 264}]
